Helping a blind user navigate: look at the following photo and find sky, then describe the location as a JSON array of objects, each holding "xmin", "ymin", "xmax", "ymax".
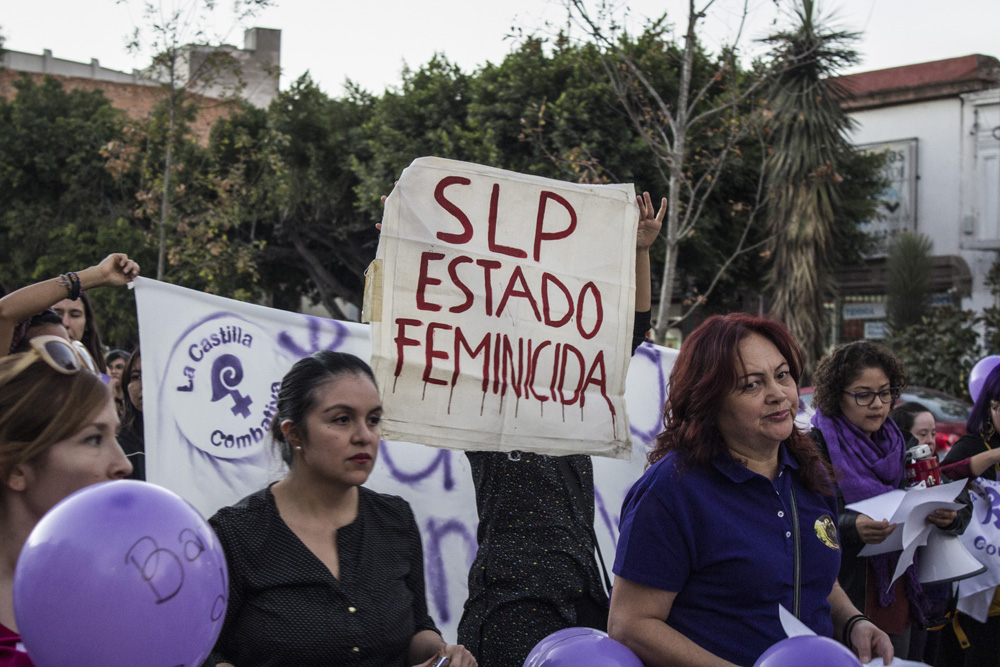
[{"xmin": 2, "ymin": 0, "xmax": 999, "ymax": 97}]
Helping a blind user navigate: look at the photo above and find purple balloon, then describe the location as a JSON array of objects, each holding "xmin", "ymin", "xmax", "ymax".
[
  {"xmin": 969, "ymin": 355, "xmax": 1000, "ymax": 403},
  {"xmin": 14, "ymin": 480, "xmax": 228, "ymax": 667},
  {"xmin": 755, "ymin": 636, "xmax": 860, "ymax": 667},
  {"xmin": 523, "ymin": 627, "xmax": 644, "ymax": 667}
]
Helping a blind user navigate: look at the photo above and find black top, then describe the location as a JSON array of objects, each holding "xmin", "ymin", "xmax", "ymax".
[
  {"xmin": 944, "ymin": 431, "xmax": 999, "ymax": 481},
  {"xmin": 204, "ymin": 486, "xmax": 439, "ymax": 667},
  {"xmin": 117, "ymin": 423, "xmax": 145, "ymax": 481},
  {"xmin": 456, "ymin": 310, "xmax": 651, "ymax": 661}
]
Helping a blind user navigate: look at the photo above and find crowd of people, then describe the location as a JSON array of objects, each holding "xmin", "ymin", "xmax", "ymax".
[{"xmin": 1, "ymin": 190, "xmax": 1000, "ymax": 667}]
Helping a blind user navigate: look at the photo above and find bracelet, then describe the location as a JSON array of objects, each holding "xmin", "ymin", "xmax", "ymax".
[
  {"xmin": 842, "ymin": 613, "xmax": 871, "ymax": 650},
  {"xmin": 59, "ymin": 272, "xmax": 81, "ymax": 301}
]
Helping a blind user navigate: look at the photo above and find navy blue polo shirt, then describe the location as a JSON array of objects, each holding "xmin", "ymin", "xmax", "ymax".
[{"xmin": 613, "ymin": 445, "xmax": 841, "ymax": 667}]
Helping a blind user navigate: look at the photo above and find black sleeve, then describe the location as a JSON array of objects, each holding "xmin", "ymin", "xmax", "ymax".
[
  {"xmin": 943, "ymin": 434, "xmax": 986, "ymax": 466},
  {"xmin": 401, "ymin": 502, "xmax": 440, "ymax": 637},
  {"xmin": 202, "ymin": 511, "xmax": 244, "ymax": 667},
  {"xmin": 631, "ymin": 310, "xmax": 651, "ymax": 357}
]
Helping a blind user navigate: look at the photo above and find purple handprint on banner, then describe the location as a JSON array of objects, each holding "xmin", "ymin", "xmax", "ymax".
[{"xmin": 277, "ymin": 316, "xmax": 349, "ymax": 357}]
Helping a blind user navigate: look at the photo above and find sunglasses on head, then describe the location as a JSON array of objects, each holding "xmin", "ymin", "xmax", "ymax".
[{"xmin": 28, "ymin": 335, "xmax": 98, "ymax": 374}]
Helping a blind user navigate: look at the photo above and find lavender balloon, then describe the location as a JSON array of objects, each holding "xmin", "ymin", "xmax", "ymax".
[
  {"xmin": 969, "ymin": 355, "xmax": 1000, "ymax": 403},
  {"xmin": 523, "ymin": 627, "xmax": 643, "ymax": 667},
  {"xmin": 14, "ymin": 480, "xmax": 228, "ymax": 667},
  {"xmin": 755, "ymin": 636, "xmax": 860, "ymax": 667}
]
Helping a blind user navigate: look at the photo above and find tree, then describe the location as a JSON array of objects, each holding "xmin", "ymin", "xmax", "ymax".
[
  {"xmin": 469, "ymin": 36, "xmax": 653, "ymax": 183},
  {"xmin": 0, "ymin": 75, "xmax": 148, "ymax": 347},
  {"xmin": 122, "ymin": 0, "xmax": 272, "ymax": 280},
  {"xmin": 354, "ymin": 55, "xmax": 486, "ymax": 216},
  {"xmin": 983, "ymin": 260, "xmax": 1000, "ymax": 353},
  {"xmin": 889, "ymin": 306, "xmax": 982, "ymax": 401},
  {"xmin": 762, "ymin": 0, "xmax": 881, "ymax": 377},
  {"xmin": 886, "ymin": 231, "xmax": 932, "ymax": 332},
  {"xmin": 557, "ymin": 0, "xmax": 776, "ymax": 340},
  {"xmin": 206, "ymin": 75, "xmax": 379, "ymax": 318}
]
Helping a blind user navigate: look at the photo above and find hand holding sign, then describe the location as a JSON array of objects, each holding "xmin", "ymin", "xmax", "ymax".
[{"xmin": 14, "ymin": 480, "xmax": 227, "ymax": 667}]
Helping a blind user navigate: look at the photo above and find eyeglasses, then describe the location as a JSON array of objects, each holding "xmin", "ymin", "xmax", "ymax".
[
  {"xmin": 843, "ymin": 387, "xmax": 901, "ymax": 407},
  {"xmin": 28, "ymin": 335, "xmax": 97, "ymax": 374}
]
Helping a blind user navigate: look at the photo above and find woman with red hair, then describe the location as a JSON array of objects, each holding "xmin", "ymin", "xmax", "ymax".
[{"xmin": 609, "ymin": 314, "xmax": 893, "ymax": 666}]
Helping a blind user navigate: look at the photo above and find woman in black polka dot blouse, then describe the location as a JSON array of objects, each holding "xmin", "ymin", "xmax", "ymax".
[{"xmin": 203, "ymin": 352, "xmax": 476, "ymax": 667}]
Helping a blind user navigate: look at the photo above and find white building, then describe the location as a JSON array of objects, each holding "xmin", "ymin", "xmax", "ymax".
[{"xmin": 830, "ymin": 55, "xmax": 1000, "ymax": 340}]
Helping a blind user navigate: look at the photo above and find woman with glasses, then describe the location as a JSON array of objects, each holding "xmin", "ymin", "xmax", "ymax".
[
  {"xmin": 0, "ymin": 253, "xmax": 139, "ymax": 361},
  {"xmin": 809, "ymin": 340, "xmax": 960, "ymax": 659},
  {"xmin": 0, "ymin": 336, "xmax": 132, "ymax": 664}
]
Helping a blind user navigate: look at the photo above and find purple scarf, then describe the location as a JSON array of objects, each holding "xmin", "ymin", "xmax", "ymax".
[{"xmin": 812, "ymin": 410, "xmax": 929, "ymax": 623}]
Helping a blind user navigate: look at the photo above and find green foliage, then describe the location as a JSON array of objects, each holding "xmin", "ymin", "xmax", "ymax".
[
  {"xmin": 204, "ymin": 75, "xmax": 380, "ymax": 316},
  {"xmin": 1, "ymin": 13, "xmax": 893, "ymax": 339},
  {"xmin": 0, "ymin": 75, "xmax": 147, "ymax": 347},
  {"xmin": 982, "ymin": 259, "xmax": 1000, "ymax": 353},
  {"xmin": 354, "ymin": 56, "xmax": 485, "ymax": 217},
  {"xmin": 0, "ymin": 74, "xmax": 264, "ymax": 346},
  {"xmin": 888, "ymin": 306, "xmax": 982, "ymax": 401},
  {"xmin": 886, "ymin": 232, "xmax": 932, "ymax": 331}
]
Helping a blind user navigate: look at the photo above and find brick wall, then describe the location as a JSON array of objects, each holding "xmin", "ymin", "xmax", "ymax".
[{"xmin": 0, "ymin": 70, "xmax": 236, "ymax": 143}]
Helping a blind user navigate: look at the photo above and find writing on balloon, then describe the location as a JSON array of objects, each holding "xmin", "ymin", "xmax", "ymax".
[{"xmin": 125, "ymin": 528, "xmax": 227, "ymax": 621}]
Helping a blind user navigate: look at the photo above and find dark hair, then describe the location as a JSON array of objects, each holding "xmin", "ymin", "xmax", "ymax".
[
  {"xmin": 968, "ymin": 364, "xmax": 1000, "ymax": 436},
  {"xmin": 11, "ymin": 309, "xmax": 65, "ymax": 353},
  {"xmin": 29, "ymin": 308, "xmax": 63, "ymax": 328},
  {"xmin": 77, "ymin": 292, "xmax": 107, "ymax": 374},
  {"xmin": 105, "ymin": 349, "xmax": 130, "ymax": 366},
  {"xmin": 812, "ymin": 341, "xmax": 907, "ymax": 419},
  {"xmin": 890, "ymin": 401, "xmax": 932, "ymax": 433},
  {"xmin": 271, "ymin": 351, "xmax": 378, "ymax": 465},
  {"xmin": 649, "ymin": 313, "xmax": 832, "ymax": 494},
  {"xmin": 120, "ymin": 348, "xmax": 142, "ymax": 435}
]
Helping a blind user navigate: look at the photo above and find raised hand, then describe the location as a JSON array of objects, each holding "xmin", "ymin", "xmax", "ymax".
[{"xmin": 636, "ymin": 191, "xmax": 665, "ymax": 252}]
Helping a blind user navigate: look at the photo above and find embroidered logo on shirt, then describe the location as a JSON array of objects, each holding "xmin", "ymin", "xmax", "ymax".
[{"xmin": 814, "ymin": 515, "xmax": 839, "ymax": 550}]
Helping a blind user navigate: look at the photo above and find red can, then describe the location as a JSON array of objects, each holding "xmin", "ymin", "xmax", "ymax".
[{"xmin": 906, "ymin": 444, "xmax": 941, "ymax": 488}]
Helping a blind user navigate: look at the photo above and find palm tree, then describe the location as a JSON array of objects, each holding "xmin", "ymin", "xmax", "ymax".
[{"xmin": 762, "ymin": 0, "xmax": 861, "ymax": 379}]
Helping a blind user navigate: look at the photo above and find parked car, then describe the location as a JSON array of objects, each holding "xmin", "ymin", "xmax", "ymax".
[{"xmin": 798, "ymin": 385, "xmax": 972, "ymax": 456}]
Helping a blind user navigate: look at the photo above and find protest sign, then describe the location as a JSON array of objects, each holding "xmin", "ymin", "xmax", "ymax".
[{"xmin": 366, "ymin": 157, "xmax": 639, "ymax": 458}]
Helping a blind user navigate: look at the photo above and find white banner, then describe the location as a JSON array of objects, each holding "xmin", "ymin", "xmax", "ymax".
[
  {"xmin": 133, "ymin": 276, "xmax": 676, "ymax": 640},
  {"xmin": 367, "ymin": 157, "xmax": 638, "ymax": 458},
  {"xmin": 957, "ymin": 478, "xmax": 1000, "ymax": 621}
]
